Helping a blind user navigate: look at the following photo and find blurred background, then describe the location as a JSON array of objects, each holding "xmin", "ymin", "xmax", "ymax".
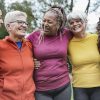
[{"xmin": 0, "ymin": 0, "xmax": 100, "ymax": 39}]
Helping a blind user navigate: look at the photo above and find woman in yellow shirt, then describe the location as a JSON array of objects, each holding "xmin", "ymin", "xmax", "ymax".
[{"xmin": 67, "ymin": 11, "xmax": 100, "ymax": 100}]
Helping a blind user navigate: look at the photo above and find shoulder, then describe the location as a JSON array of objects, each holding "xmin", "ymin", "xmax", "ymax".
[
  {"xmin": 0, "ymin": 39, "xmax": 4, "ymax": 45},
  {"xmin": 0, "ymin": 39, "xmax": 9, "ymax": 49},
  {"xmin": 63, "ymin": 27, "xmax": 73, "ymax": 40},
  {"xmin": 24, "ymin": 39, "xmax": 33, "ymax": 49},
  {"xmin": 27, "ymin": 28, "xmax": 41, "ymax": 41},
  {"xmin": 87, "ymin": 33, "xmax": 98, "ymax": 39},
  {"xmin": 63, "ymin": 27, "xmax": 70, "ymax": 33}
]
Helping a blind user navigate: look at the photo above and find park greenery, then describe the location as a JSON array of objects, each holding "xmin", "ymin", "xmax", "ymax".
[{"xmin": 0, "ymin": 0, "xmax": 100, "ymax": 39}]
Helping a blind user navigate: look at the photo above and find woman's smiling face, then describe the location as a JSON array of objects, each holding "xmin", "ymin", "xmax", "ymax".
[{"xmin": 69, "ymin": 18, "xmax": 86, "ymax": 35}]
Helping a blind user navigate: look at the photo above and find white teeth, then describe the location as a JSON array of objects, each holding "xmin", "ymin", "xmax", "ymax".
[
  {"xmin": 19, "ymin": 28, "xmax": 26, "ymax": 32},
  {"xmin": 74, "ymin": 25, "xmax": 80, "ymax": 30},
  {"xmin": 18, "ymin": 29, "xmax": 26, "ymax": 33}
]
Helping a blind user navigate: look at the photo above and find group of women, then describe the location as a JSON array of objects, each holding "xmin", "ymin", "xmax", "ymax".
[{"xmin": 0, "ymin": 5, "xmax": 100, "ymax": 100}]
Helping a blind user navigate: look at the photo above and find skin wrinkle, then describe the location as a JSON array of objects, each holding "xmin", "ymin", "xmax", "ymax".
[{"xmin": 38, "ymin": 6, "xmax": 67, "ymax": 44}]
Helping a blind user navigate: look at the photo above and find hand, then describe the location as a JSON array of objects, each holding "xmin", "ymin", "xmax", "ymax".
[{"xmin": 34, "ymin": 59, "xmax": 40, "ymax": 69}]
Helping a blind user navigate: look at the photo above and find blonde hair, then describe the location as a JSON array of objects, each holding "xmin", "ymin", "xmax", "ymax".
[{"xmin": 4, "ymin": 10, "xmax": 27, "ymax": 28}]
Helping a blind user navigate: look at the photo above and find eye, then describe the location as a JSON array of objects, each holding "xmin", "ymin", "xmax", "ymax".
[
  {"xmin": 42, "ymin": 19, "xmax": 53, "ymax": 24},
  {"xmin": 17, "ymin": 20, "xmax": 28, "ymax": 25},
  {"xmin": 70, "ymin": 21, "xmax": 74, "ymax": 25},
  {"xmin": 48, "ymin": 21, "xmax": 53, "ymax": 24},
  {"xmin": 76, "ymin": 20, "xmax": 80, "ymax": 23},
  {"xmin": 17, "ymin": 20, "xmax": 24, "ymax": 24}
]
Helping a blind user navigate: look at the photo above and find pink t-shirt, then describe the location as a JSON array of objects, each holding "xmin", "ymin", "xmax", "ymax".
[{"xmin": 27, "ymin": 28, "xmax": 72, "ymax": 91}]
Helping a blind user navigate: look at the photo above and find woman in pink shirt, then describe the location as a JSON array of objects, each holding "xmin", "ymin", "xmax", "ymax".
[{"xmin": 28, "ymin": 5, "xmax": 72, "ymax": 100}]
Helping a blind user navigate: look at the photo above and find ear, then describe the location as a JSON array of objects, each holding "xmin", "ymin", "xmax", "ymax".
[
  {"xmin": 6, "ymin": 24, "xmax": 10, "ymax": 28},
  {"xmin": 6, "ymin": 24, "xmax": 11, "ymax": 31}
]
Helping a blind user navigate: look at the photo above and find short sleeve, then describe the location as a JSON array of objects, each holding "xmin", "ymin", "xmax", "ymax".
[{"xmin": 63, "ymin": 28, "xmax": 73, "ymax": 40}]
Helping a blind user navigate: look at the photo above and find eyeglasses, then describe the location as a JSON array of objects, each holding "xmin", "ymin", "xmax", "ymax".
[{"xmin": 10, "ymin": 20, "xmax": 28, "ymax": 26}]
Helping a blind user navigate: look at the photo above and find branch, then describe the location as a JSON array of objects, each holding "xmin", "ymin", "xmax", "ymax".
[
  {"xmin": 70, "ymin": 0, "xmax": 73, "ymax": 11},
  {"xmin": 85, "ymin": 0, "xmax": 91, "ymax": 14}
]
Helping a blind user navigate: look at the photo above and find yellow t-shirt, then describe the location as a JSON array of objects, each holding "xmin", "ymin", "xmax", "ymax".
[{"xmin": 68, "ymin": 33, "xmax": 100, "ymax": 88}]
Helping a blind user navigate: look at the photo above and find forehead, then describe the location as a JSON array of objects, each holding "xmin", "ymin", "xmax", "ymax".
[
  {"xmin": 71, "ymin": 18, "xmax": 81, "ymax": 21},
  {"xmin": 18, "ymin": 16, "xmax": 26, "ymax": 21},
  {"xmin": 43, "ymin": 11, "xmax": 57, "ymax": 20},
  {"xmin": 69, "ymin": 18, "xmax": 81, "ymax": 22},
  {"xmin": 13, "ymin": 15, "xmax": 27, "ymax": 22}
]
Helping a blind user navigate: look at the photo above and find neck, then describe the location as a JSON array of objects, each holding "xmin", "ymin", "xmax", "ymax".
[
  {"xmin": 74, "ymin": 31, "xmax": 87, "ymax": 39},
  {"xmin": 9, "ymin": 34, "xmax": 23, "ymax": 42}
]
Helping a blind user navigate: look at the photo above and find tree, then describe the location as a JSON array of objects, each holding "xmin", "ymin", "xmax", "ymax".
[
  {"xmin": 90, "ymin": 0, "xmax": 100, "ymax": 12},
  {"xmin": 30, "ymin": 0, "xmax": 75, "ymax": 28},
  {"xmin": 8, "ymin": 0, "xmax": 36, "ymax": 33},
  {"xmin": 85, "ymin": 0, "xmax": 91, "ymax": 14},
  {"xmin": 3, "ymin": 0, "xmax": 100, "ymax": 34},
  {"xmin": 0, "ymin": 0, "xmax": 8, "ymax": 39},
  {"xmin": 36, "ymin": 0, "xmax": 73, "ymax": 13}
]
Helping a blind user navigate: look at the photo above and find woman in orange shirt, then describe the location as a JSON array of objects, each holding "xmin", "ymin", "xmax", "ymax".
[{"xmin": 0, "ymin": 10, "xmax": 35, "ymax": 100}]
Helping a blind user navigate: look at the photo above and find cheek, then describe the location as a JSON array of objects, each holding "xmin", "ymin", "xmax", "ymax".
[
  {"xmin": 11, "ymin": 27, "xmax": 16, "ymax": 31},
  {"xmin": 11, "ymin": 26, "xmax": 19, "ymax": 34},
  {"xmin": 51, "ymin": 25, "xmax": 57, "ymax": 31},
  {"xmin": 69, "ymin": 25, "xmax": 73, "ymax": 30},
  {"xmin": 52, "ymin": 22, "xmax": 60, "ymax": 30}
]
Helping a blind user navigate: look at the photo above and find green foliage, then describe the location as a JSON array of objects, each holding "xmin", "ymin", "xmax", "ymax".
[
  {"xmin": 8, "ymin": 0, "xmax": 36, "ymax": 33},
  {"xmin": 0, "ymin": 25, "xmax": 8, "ymax": 39},
  {"xmin": 0, "ymin": 0, "xmax": 6, "ymax": 15},
  {"xmin": 0, "ymin": 0, "xmax": 8, "ymax": 39},
  {"xmin": 0, "ymin": 0, "xmax": 99, "ymax": 37},
  {"xmin": 37, "ymin": 0, "xmax": 72, "ymax": 13}
]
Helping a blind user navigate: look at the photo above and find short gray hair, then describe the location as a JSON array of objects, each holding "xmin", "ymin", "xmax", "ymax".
[
  {"xmin": 67, "ymin": 11, "xmax": 87, "ymax": 25},
  {"xmin": 4, "ymin": 10, "xmax": 27, "ymax": 28}
]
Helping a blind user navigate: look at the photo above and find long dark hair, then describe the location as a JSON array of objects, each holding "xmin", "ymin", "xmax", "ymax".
[{"xmin": 46, "ymin": 5, "xmax": 67, "ymax": 34}]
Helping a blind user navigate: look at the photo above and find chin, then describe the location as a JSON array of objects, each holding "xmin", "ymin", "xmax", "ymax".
[
  {"xmin": 44, "ymin": 32, "xmax": 50, "ymax": 35},
  {"xmin": 17, "ymin": 34, "xmax": 25, "ymax": 38},
  {"xmin": 73, "ymin": 30, "xmax": 81, "ymax": 33}
]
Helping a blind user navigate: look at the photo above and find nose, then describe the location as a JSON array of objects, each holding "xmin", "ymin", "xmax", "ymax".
[
  {"xmin": 23, "ymin": 23, "xmax": 27, "ymax": 26},
  {"xmin": 44, "ymin": 21, "xmax": 49, "ymax": 27},
  {"xmin": 73, "ymin": 21, "xmax": 78, "ymax": 26},
  {"xmin": 21, "ymin": 22, "xmax": 28, "ymax": 29},
  {"xmin": 42, "ymin": 22, "xmax": 49, "ymax": 29}
]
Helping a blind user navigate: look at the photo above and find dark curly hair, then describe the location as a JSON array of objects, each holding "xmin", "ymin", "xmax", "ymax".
[
  {"xmin": 39, "ymin": 5, "xmax": 67, "ymax": 44},
  {"xmin": 45, "ymin": 5, "xmax": 67, "ymax": 34}
]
